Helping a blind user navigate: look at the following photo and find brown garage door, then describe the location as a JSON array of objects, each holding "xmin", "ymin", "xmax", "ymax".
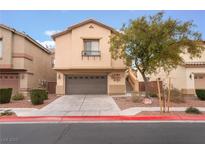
[
  {"xmin": 0, "ymin": 73, "xmax": 19, "ymax": 93},
  {"xmin": 66, "ymin": 75, "xmax": 107, "ymax": 94}
]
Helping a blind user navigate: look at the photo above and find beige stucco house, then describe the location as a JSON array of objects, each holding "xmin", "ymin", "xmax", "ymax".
[
  {"xmin": 137, "ymin": 47, "xmax": 205, "ymax": 95},
  {"xmin": 52, "ymin": 19, "xmax": 127, "ymax": 95},
  {"xmin": 0, "ymin": 24, "xmax": 56, "ymax": 95}
]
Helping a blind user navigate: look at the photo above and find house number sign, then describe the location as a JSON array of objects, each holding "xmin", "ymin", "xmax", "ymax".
[{"xmin": 111, "ymin": 73, "xmax": 121, "ymax": 82}]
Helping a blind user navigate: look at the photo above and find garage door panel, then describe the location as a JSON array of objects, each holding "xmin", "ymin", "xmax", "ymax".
[
  {"xmin": 66, "ymin": 75, "xmax": 107, "ymax": 94},
  {"xmin": 0, "ymin": 74, "xmax": 19, "ymax": 93}
]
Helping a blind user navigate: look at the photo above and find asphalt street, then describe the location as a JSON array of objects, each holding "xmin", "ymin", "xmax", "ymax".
[{"xmin": 0, "ymin": 122, "xmax": 205, "ymax": 144}]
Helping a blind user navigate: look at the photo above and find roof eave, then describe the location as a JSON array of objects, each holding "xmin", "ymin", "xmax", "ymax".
[
  {"xmin": 0, "ymin": 24, "xmax": 51, "ymax": 54},
  {"xmin": 51, "ymin": 19, "xmax": 117, "ymax": 40}
]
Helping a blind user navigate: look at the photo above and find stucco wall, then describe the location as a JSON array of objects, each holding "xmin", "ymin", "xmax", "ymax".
[
  {"xmin": 54, "ymin": 22, "xmax": 125, "ymax": 70},
  {"xmin": 107, "ymin": 72, "xmax": 126, "ymax": 94},
  {"xmin": 56, "ymin": 72, "xmax": 66, "ymax": 95},
  {"xmin": 24, "ymin": 39, "xmax": 56, "ymax": 89},
  {"xmin": 55, "ymin": 70, "xmax": 126, "ymax": 95},
  {"xmin": 0, "ymin": 26, "xmax": 56, "ymax": 93},
  {"xmin": 54, "ymin": 21, "xmax": 126, "ymax": 95},
  {"xmin": 0, "ymin": 28, "xmax": 13, "ymax": 68},
  {"xmin": 137, "ymin": 50, "xmax": 205, "ymax": 94}
]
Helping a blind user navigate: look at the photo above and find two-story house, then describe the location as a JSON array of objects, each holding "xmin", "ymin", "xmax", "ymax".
[
  {"xmin": 0, "ymin": 24, "xmax": 56, "ymax": 95},
  {"xmin": 52, "ymin": 19, "xmax": 127, "ymax": 95},
  {"xmin": 137, "ymin": 47, "xmax": 205, "ymax": 95}
]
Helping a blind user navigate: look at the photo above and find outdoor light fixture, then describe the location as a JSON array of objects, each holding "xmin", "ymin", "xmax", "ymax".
[
  {"xmin": 58, "ymin": 74, "xmax": 61, "ymax": 79},
  {"xmin": 189, "ymin": 73, "xmax": 193, "ymax": 79}
]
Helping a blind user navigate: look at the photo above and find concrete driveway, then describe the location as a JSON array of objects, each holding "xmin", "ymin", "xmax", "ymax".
[{"xmin": 23, "ymin": 95, "xmax": 121, "ymax": 116}]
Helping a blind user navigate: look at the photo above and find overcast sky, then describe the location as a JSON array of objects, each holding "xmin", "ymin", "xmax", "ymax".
[{"xmin": 1, "ymin": 10, "xmax": 205, "ymax": 48}]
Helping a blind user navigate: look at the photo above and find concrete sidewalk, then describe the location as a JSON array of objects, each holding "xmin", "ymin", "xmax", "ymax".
[{"xmin": 121, "ymin": 107, "xmax": 205, "ymax": 115}]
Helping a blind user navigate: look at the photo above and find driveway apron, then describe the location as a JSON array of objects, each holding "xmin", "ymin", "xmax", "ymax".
[{"xmin": 21, "ymin": 95, "xmax": 121, "ymax": 116}]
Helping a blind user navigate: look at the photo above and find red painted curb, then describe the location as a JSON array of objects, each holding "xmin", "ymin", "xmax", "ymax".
[{"xmin": 1, "ymin": 115, "xmax": 205, "ymax": 122}]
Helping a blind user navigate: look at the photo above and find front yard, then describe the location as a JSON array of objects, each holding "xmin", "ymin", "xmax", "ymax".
[
  {"xmin": 113, "ymin": 96, "xmax": 205, "ymax": 110},
  {"xmin": 0, "ymin": 94, "xmax": 59, "ymax": 109}
]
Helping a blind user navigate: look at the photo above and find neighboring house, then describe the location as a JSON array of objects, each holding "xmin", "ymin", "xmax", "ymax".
[
  {"xmin": 137, "ymin": 47, "xmax": 205, "ymax": 95},
  {"xmin": 0, "ymin": 24, "xmax": 56, "ymax": 95},
  {"xmin": 52, "ymin": 19, "xmax": 126, "ymax": 95}
]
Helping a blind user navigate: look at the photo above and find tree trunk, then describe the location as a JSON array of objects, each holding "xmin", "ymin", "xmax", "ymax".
[{"xmin": 142, "ymin": 73, "xmax": 149, "ymax": 98}]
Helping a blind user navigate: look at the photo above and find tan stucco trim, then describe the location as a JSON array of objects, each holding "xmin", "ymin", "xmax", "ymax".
[
  {"xmin": 80, "ymin": 37, "xmax": 103, "ymax": 40},
  {"xmin": 185, "ymin": 64, "xmax": 205, "ymax": 68},
  {"xmin": 55, "ymin": 68, "xmax": 127, "ymax": 73},
  {"xmin": 0, "ymin": 64, "xmax": 12, "ymax": 69},
  {"xmin": 19, "ymin": 88, "xmax": 31, "ymax": 91},
  {"xmin": 12, "ymin": 53, "xmax": 33, "ymax": 61},
  {"xmin": 52, "ymin": 19, "xmax": 117, "ymax": 39},
  {"xmin": 21, "ymin": 72, "xmax": 34, "ymax": 75},
  {"xmin": 108, "ymin": 85, "xmax": 126, "ymax": 95},
  {"xmin": 181, "ymin": 89, "xmax": 196, "ymax": 95}
]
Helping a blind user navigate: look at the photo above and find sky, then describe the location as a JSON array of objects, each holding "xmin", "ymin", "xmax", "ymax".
[{"xmin": 0, "ymin": 10, "xmax": 205, "ymax": 48}]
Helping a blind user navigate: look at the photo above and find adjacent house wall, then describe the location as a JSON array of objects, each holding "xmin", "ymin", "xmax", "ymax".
[
  {"xmin": 0, "ymin": 28, "xmax": 13, "ymax": 68},
  {"xmin": 0, "ymin": 26, "xmax": 56, "ymax": 95},
  {"xmin": 137, "ymin": 50, "xmax": 205, "ymax": 95},
  {"xmin": 24, "ymin": 39, "xmax": 56, "ymax": 91}
]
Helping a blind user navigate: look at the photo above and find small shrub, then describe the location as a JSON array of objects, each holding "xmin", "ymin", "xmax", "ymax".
[
  {"xmin": 0, "ymin": 110, "xmax": 15, "ymax": 116},
  {"xmin": 0, "ymin": 88, "xmax": 13, "ymax": 104},
  {"xmin": 42, "ymin": 90, "xmax": 48, "ymax": 100},
  {"xmin": 131, "ymin": 92, "xmax": 143, "ymax": 103},
  {"xmin": 12, "ymin": 93, "xmax": 24, "ymax": 101},
  {"xmin": 148, "ymin": 92, "xmax": 158, "ymax": 98},
  {"xmin": 30, "ymin": 89, "xmax": 45, "ymax": 105},
  {"xmin": 195, "ymin": 89, "xmax": 205, "ymax": 101},
  {"xmin": 185, "ymin": 106, "xmax": 201, "ymax": 114}
]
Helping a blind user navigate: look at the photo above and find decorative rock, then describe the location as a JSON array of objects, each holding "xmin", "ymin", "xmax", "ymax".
[{"xmin": 143, "ymin": 98, "xmax": 153, "ymax": 104}]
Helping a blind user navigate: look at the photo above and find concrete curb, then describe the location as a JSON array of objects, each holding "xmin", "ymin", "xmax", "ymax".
[{"xmin": 1, "ymin": 115, "xmax": 205, "ymax": 122}]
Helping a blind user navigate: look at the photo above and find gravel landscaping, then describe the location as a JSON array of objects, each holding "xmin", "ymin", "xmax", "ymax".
[
  {"xmin": 113, "ymin": 96, "xmax": 205, "ymax": 110},
  {"xmin": 136, "ymin": 111, "xmax": 205, "ymax": 116},
  {"xmin": 0, "ymin": 95, "xmax": 59, "ymax": 109}
]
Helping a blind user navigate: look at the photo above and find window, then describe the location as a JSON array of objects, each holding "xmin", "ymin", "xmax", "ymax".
[
  {"xmin": 83, "ymin": 39, "xmax": 100, "ymax": 56},
  {"xmin": 0, "ymin": 38, "xmax": 2, "ymax": 58}
]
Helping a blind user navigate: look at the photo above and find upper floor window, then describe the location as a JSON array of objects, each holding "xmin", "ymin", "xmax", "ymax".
[
  {"xmin": 0, "ymin": 38, "xmax": 2, "ymax": 58},
  {"xmin": 83, "ymin": 39, "xmax": 100, "ymax": 56}
]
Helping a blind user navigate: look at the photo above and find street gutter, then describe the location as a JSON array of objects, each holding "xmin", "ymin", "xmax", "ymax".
[{"xmin": 1, "ymin": 115, "xmax": 205, "ymax": 123}]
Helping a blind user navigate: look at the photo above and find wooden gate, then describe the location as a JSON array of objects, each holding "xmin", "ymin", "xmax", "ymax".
[{"xmin": 47, "ymin": 82, "xmax": 56, "ymax": 94}]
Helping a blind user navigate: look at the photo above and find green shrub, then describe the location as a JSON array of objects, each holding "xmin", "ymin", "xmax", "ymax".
[
  {"xmin": 185, "ymin": 106, "xmax": 201, "ymax": 114},
  {"xmin": 0, "ymin": 88, "xmax": 13, "ymax": 104},
  {"xmin": 42, "ymin": 90, "xmax": 48, "ymax": 100},
  {"xmin": 148, "ymin": 92, "xmax": 158, "ymax": 98},
  {"xmin": 30, "ymin": 89, "xmax": 45, "ymax": 105},
  {"xmin": 195, "ymin": 89, "xmax": 205, "ymax": 101},
  {"xmin": 12, "ymin": 93, "xmax": 24, "ymax": 101}
]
